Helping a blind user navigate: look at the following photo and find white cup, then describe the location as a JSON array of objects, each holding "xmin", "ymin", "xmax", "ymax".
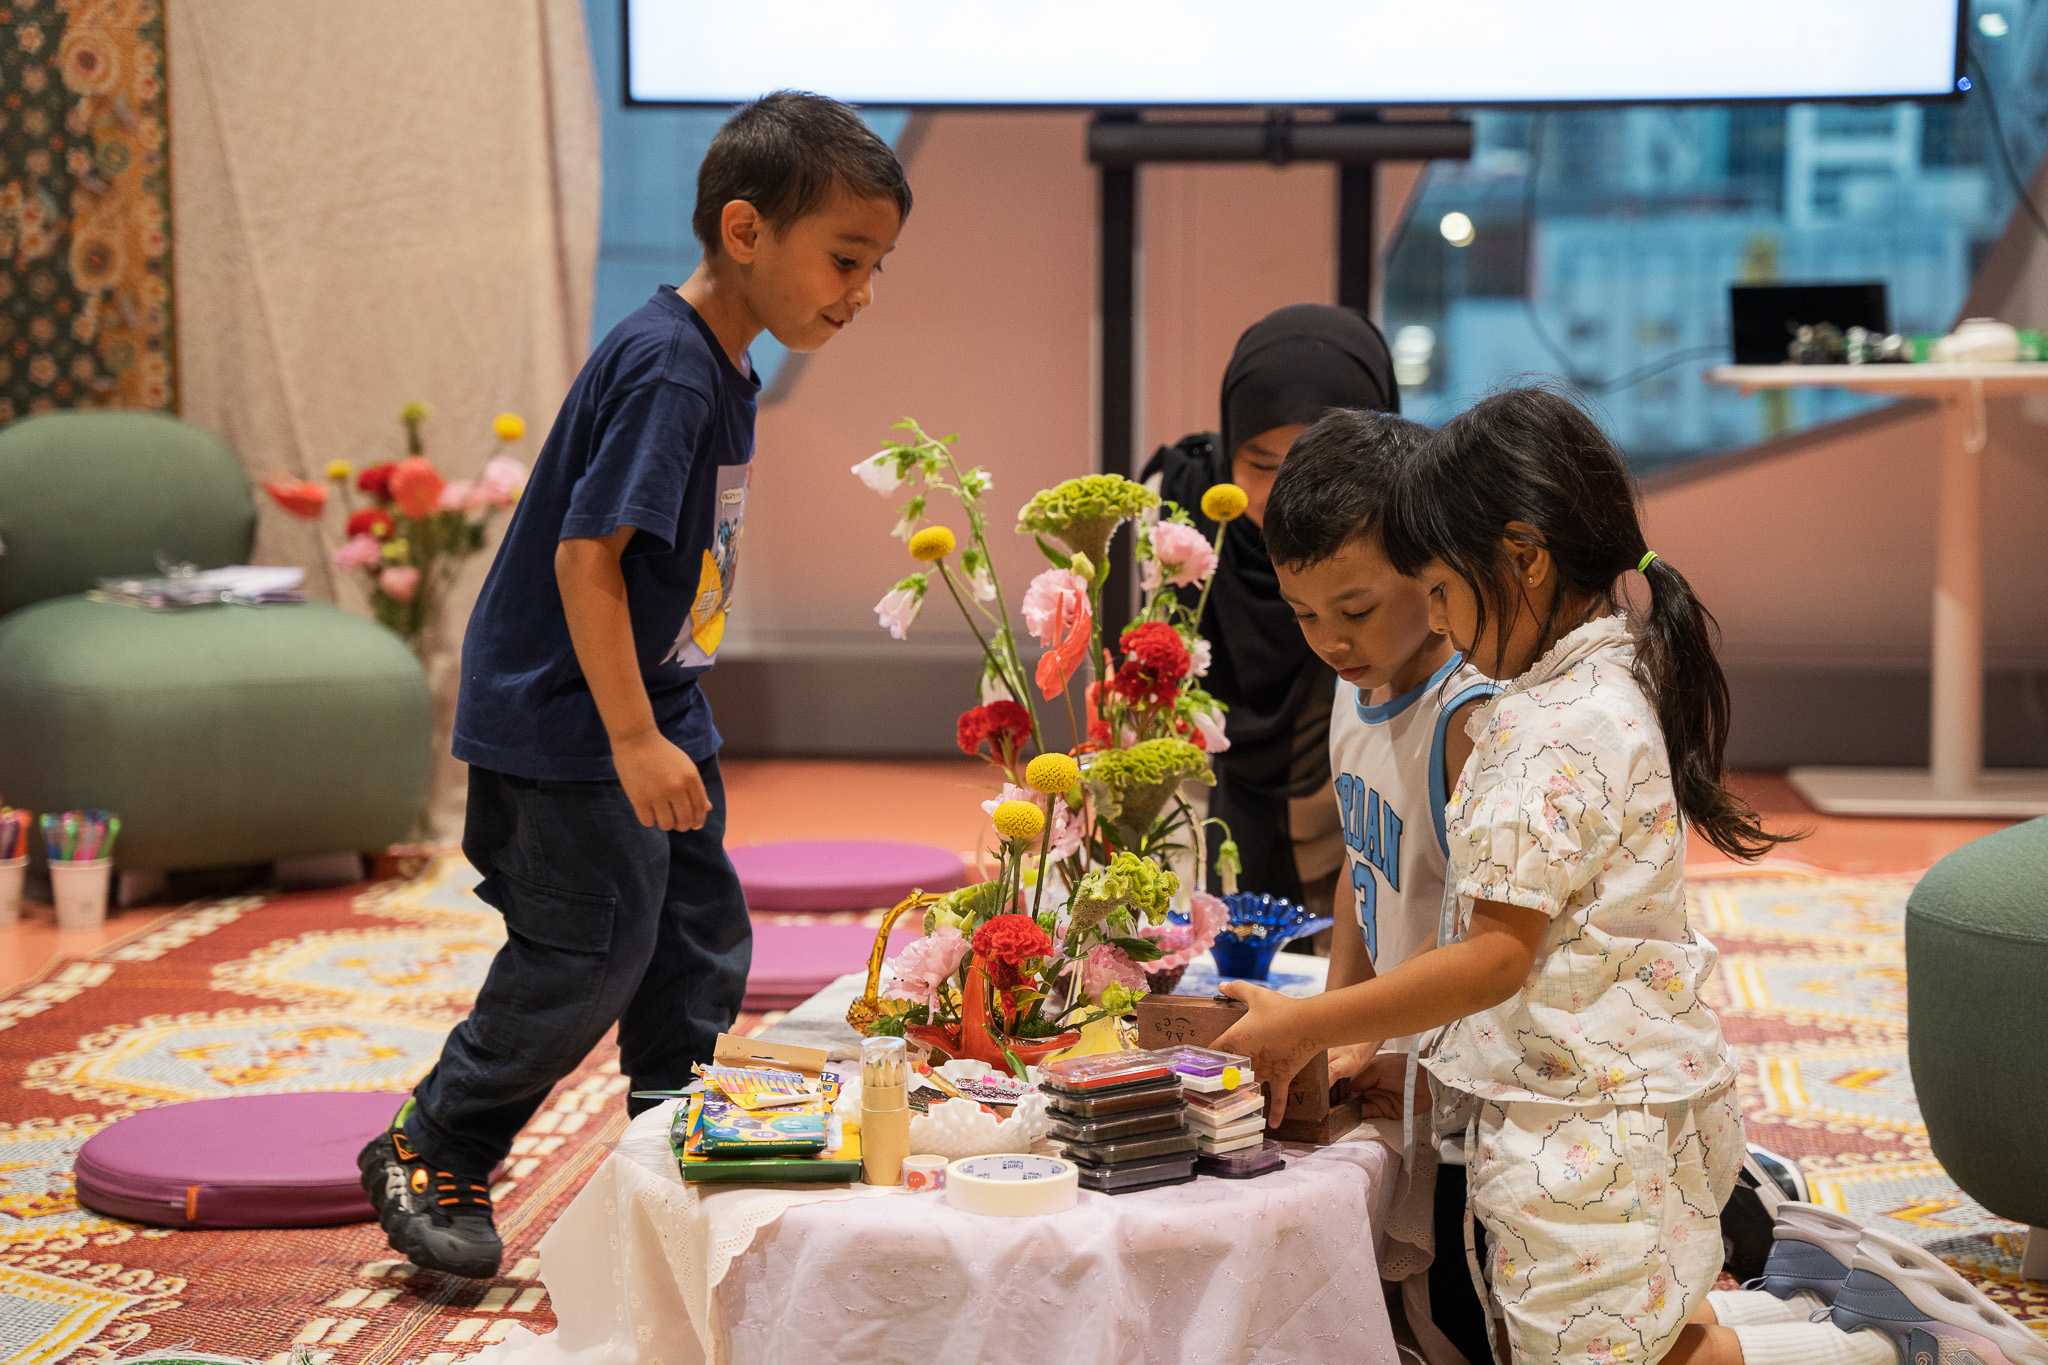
[
  {"xmin": 50, "ymin": 859, "xmax": 112, "ymax": 931},
  {"xmin": 0, "ymin": 857, "xmax": 23, "ymax": 928}
]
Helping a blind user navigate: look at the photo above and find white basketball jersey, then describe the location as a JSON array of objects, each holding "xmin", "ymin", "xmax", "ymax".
[{"xmin": 1328, "ymin": 653, "xmax": 1500, "ymax": 994}]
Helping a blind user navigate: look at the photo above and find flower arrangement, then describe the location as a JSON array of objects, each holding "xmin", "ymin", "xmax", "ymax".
[
  {"xmin": 848, "ymin": 419, "xmax": 1242, "ymax": 1071},
  {"xmin": 262, "ymin": 402, "xmax": 529, "ymax": 656}
]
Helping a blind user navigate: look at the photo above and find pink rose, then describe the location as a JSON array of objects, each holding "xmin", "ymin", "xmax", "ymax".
[
  {"xmin": 379, "ymin": 565, "xmax": 420, "ymax": 601},
  {"xmin": 477, "ymin": 455, "xmax": 527, "ymax": 507},
  {"xmin": 1146, "ymin": 520, "xmax": 1218, "ymax": 590},
  {"xmin": 332, "ymin": 533, "xmax": 383, "ymax": 571},
  {"xmin": 1022, "ymin": 568, "xmax": 1088, "ymax": 647}
]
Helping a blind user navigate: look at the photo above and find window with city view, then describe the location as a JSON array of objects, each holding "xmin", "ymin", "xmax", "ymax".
[{"xmin": 1383, "ymin": 0, "xmax": 2048, "ymax": 472}]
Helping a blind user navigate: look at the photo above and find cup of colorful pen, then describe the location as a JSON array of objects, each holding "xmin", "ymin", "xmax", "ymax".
[
  {"xmin": 41, "ymin": 809, "xmax": 119, "ymax": 931},
  {"xmin": 0, "ymin": 807, "xmax": 29, "ymax": 927}
]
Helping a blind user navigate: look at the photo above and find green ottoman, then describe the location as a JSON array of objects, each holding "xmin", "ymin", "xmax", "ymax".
[
  {"xmin": 1906, "ymin": 817, "xmax": 2048, "ymax": 1280},
  {"xmin": 0, "ymin": 410, "xmax": 431, "ymax": 874}
]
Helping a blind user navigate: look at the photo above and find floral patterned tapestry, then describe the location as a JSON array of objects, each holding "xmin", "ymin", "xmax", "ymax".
[{"xmin": 0, "ymin": 0, "xmax": 171, "ymax": 422}]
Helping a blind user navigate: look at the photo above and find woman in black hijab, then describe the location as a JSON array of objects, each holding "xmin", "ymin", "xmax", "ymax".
[{"xmin": 1142, "ymin": 303, "xmax": 1400, "ymax": 916}]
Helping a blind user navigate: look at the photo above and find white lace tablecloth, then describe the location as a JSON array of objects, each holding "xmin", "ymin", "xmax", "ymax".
[{"xmin": 476, "ymin": 1095, "xmax": 1401, "ymax": 1365}]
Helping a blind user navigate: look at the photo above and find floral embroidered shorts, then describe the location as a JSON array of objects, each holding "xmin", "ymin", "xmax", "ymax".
[{"xmin": 1450, "ymin": 1081, "xmax": 1743, "ymax": 1365}]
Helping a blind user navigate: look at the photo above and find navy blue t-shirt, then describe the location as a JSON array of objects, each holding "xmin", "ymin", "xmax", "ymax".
[{"xmin": 453, "ymin": 289, "xmax": 759, "ymax": 781}]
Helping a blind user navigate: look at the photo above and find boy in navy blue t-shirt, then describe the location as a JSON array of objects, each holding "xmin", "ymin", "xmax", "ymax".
[{"xmin": 360, "ymin": 92, "xmax": 911, "ymax": 1278}]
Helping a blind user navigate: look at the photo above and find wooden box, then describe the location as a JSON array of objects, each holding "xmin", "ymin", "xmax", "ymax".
[{"xmin": 1134, "ymin": 993, "xmax": 1361, "ymax": 1145}]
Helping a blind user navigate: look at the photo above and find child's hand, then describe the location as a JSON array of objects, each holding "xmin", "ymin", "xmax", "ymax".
[
  {"xmin": 1327, "ymin": 1041, "xmax": 1382, "ymax": 1088},
  {"xmin": 614, "ymin": 731, "xmax": 711, "ymax": 831},
  {"xmin": 1351, "ymin": 1052, "xmax": 1419, "ymax": 1121},
  {"xmin": 1212, "ymin": 982, "xmax": 1323, "ymax": 1129}
]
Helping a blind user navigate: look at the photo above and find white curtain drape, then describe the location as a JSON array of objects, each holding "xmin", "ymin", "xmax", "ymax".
[{"xmin": 170, "ymin": 0, "xmax": 601, "ymax": 835}]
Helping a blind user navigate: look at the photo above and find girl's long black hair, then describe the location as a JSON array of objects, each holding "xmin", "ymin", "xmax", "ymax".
[{"xmin": 1381, "ymin": 384, "xmax": 1795, "ymax": 861}]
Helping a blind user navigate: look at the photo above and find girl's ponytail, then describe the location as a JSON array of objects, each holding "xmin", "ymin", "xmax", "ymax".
[{"xmin": 1634, "ymin": 553, "xmax": 1794, "ymax": 860}]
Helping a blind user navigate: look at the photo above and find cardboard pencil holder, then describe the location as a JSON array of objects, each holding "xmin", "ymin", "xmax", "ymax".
[
  {"xmin": 861, "ymin": 1081, "xmax": 910, "ymax": 1187},
  {"xmin": 50, "ymin": 858, "xmax": 112, "ymax": 931},
  {"xmin": 0, "ymin": 857, "xmax": 23, "ymax": 928}
]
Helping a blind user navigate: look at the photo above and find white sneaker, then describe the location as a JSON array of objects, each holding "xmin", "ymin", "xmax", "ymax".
[
  {"xmin": 1751, "ymin": 1204, "xmax": 1865, "ymax": 1303},
  {"xmin": 1829, "ymin": 1226, "xmax": 2048, "ymax": 1365}
]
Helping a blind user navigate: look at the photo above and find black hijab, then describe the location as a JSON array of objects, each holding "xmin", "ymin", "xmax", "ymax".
[{"xmin": 1145, "ymin": 304, "xmax": 1398, "ymax": 893}]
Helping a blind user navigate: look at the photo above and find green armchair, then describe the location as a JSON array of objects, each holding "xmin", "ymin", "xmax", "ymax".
[{"xmin": 0, "ymin": 410, "xmax": 431, "ymax": 874}]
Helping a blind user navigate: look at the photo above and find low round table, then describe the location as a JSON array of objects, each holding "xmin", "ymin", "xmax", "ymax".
[
  {"xmin": 477, "ymin": 1101, "xmax": 1400, "ymax": 1365},
  {"xmin": 729, "ymin": 840, "xmax": 968, "ymax": 912}
]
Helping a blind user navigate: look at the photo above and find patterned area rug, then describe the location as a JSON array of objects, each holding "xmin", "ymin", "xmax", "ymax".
[
  {"xmin": 0, "ymin": 855, "xmax": 766, "ymax": 1364},
  {"xmin": 1697, "ymin": 861, "xmax": 2048, "ymax": 1337}
]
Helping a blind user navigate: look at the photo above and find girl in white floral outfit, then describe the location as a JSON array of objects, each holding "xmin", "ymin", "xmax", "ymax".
[{"xmin": 1220, "ymin": 386, "xmax": 1803, "ymax": 1365}]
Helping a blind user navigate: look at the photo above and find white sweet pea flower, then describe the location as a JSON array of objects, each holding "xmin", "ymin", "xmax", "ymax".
[
  {"xmin": 1190, "ymin": 637, "xmax": 1213, "ymax": 678},
  {"xmin": 852, "ymin": 451, "xmax": 904, "ymax": 495},
  {"xmin": 874, "ymin": 576, "xmax": 927, "ymax": 640},
  {"xmin": 1191, "ymin": 705, "xmax": 1230, "ymax": 753},
  {"xmin": 969, "ymin": 564, "xmax": 998, "ymax": 603}
]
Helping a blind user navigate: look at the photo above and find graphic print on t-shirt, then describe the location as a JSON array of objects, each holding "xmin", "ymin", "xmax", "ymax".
[
  {"xmin": 1335, "ymin": 774, "xmax": 1402, "ymax": 959},
  {"xmin": 666, "ymin": 462, "xmax": 749, "ymax": 668}
]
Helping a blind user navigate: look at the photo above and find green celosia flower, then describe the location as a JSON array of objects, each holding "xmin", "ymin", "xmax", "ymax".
[
  {"xmin": 1016, "ymin": 475, "xmax": 1161, "ymax": 567},
  {"xmin": 1099, "ymin": 981, "xmax": 1146, "ymax": 1015},
  {"xmin": 1087, "ymin": 738, "xmax": 1212, "ymax": 842},
  {"xmin": 1067, "ymin": 851, "xmax": 1181, "ymax": 930},
  {"xmin": 926, "ymin": 880, "xmax": 1006, "ymax": 935}
]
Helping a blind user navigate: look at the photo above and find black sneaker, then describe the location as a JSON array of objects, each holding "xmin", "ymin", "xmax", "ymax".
[{"xmin": 358, "ymin": 1105, "xmax": 503, "ymax": 1279}]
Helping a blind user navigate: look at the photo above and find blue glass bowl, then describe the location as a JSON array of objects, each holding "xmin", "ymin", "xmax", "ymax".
[{"xmin": 1207, "ymin": 893, "xmax": 1335, "ymax": 981}]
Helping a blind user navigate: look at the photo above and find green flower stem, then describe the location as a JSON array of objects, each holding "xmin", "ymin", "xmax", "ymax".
[
  {"xmin": 1030, "ymin": 793, "xmax": 1057, "ymax": 916},
  {"xmin": 1192, "ymin": 520, "xmax": 1228, "ymax": 633},
  {"xmin": 935, "ymin": 562, "xmax": 1033, "ymax": 716}
]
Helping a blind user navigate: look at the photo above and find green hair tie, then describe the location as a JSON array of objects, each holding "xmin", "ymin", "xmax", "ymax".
[{"xmin": 1637, "ymin": 550, "xmax": 1659, "ymax": 573}]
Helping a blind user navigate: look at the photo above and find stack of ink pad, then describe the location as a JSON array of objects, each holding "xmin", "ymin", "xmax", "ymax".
[
  {"xmin": 1159, "ymin": 1045, "xmax": 1288, "ymax": 1180},
  {"xmin": 1039, "ymin": 1050, "xmax": 1198, "ymax": 1194}
]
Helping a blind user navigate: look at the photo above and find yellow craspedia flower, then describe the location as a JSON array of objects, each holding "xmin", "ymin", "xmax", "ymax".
[
  {"xmin": 399, "ymin": 400, "xmax": 430, "ymax": 425},
  {"xmin": 907, "ymin": 525, "xmax": 957, "ymax": 562},
  {"xmin": 992, "ymin": 799, "xmax": 1046, "ymax": 842},
  {"xmin": 1025, "ymin": 752, "xmax": 1079, "ymax": 796},
  {"xmin": 325, "ymin": 459, "xmax": 353, "ymax": 481},
  {"xmin": 1201, "ymin": 483, "xmax": 1249, "ymax": 522},
  {"xmin": 493, "ymin": 412, "xmax": 526, "ymax": 442},
  {"xmin": 381, "ymin": 538, "xmax": 409, "ymax": 563}
]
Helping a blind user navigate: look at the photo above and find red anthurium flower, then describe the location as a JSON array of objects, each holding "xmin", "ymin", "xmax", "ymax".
[{"xmin": 261, "ymin": 477, "xmax": 328, "ymax": 519}]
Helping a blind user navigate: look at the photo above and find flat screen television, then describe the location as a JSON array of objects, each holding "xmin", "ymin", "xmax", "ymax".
[{"xmin": 623, "ymin": 0, "xmax": 1968, "ymax": 108}]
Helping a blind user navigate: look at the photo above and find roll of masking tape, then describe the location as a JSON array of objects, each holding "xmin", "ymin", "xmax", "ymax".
[
  {"xmin": 903, "ymin": 1154, "xmax": 948, "ymax": 1193},
  {"xmin": 945, "ymin": 1154, "xmax": 1078, "ymax": 1217}
]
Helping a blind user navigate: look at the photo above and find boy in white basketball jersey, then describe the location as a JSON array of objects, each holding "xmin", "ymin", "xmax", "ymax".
[{"xmin": 1263, "ymin": 409, "xmax": 1499, "ymax": 1363}]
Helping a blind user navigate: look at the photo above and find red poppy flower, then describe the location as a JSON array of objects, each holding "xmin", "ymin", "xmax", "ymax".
[
  {"xmin": 260, "ymin": 476, "xmax": 328, "ymax": 519},
  {"xmin": 346, "ymin": 507, "xmax": 394, "ymax": 539},
  {"xmin": 357, "ymin": 462, "xmax": 398, "ymax": 498}
]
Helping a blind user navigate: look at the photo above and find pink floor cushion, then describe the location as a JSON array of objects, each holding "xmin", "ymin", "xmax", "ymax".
[
  {"xmin": 74, "ymin": 1091, "xmax": 405, "ymax": 1229},
  {"xmin": 746, "ymin": 918, "xmax": 922, "ymax": 1010},
  {"xmin": 729, "ymin": 839, "xmax": 968, "ymax": 913}
]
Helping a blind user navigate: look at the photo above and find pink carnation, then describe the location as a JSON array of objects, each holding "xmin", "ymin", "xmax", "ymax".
[
  {"xmin": 477, "ymin": 455, "xmax": 528, "ymax": 507},
  {"xmin": 438, "ymin": 479, "xmax": 480, "ymax": 512},
  {"xmin": 1145, "ymin": 520, "xmax": 1218, "ymax": 591},
  {"xmin": 882, "ymin": 924, "xmax": 970, "ymax": 1017},
  {"xmin": 1081, "ymin": 942, "xmax": 1147, "ymax": 1000},
  {"xmin": 379, "ymin": 565, "xmax": 421, "ymax": 602},
  {"xmin": 332, "ymin": 533, "xmax": 383, "ymax": 571},
  {"xmin": 1022, "ymin": 568, "xmax": 1088, "ymax": 647}
]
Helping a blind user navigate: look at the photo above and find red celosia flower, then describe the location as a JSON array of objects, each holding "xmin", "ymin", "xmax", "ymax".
[
  {"xmin": 974, "ymin": 913, "xmax": 1053, "ymax": 966},
  {"xmin": 1110, "ymin": 622, "xmax": 1192, "ymax": 710},
  {"xmin": 357, "ymin": 462, "xmax": 398, "ymax": 498},
  {"xmin": 261, "ymin": 477, "xmax": 328, "ymax": 518},
  {"xmin": 347, "ymin": 507, "xmax": 395, "ymax": 539},
  {"xmin": 956, "ymin": 700, "xmax": 1033, "ymax": 766}
]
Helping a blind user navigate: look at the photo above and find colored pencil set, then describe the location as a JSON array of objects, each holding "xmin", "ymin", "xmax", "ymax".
[
  {"xmin": 39, "ymin": 810, "xmax": 120, "ymax": 863},
  {"xmin": 0, "ymin": 808, "xmax": 29, "ymax": 861}
]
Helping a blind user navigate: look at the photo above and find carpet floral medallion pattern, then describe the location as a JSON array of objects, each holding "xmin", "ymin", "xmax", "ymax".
[
  {"xmin": 0, "ymin": 855, "xmax": 767, "ymax": 1364},
  {"xmin": 0, "ymin": 0, "xmax": 176, "ymax": 419},
  {"xmin": 1697, "ymin": 863, "xmax": 2047, "ymax": 1336}
]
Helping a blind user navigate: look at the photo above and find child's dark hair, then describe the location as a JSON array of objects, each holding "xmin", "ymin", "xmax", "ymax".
[
  {"xmin": 1263, "ymin": 409, "xmax": 1429, "ymax": 567},
  {"xmin": 694, "ymin": 91, "xmax": 912, "ymax": 254},
  {"xmin": 1381, "ymin": 385, "xmax": 1793, "ymax": 860}
]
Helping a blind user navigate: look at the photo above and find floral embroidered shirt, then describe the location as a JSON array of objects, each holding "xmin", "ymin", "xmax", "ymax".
[{"xmin": 1421, "ymin": 615, "xmax": 1738, "ymax": 1106}]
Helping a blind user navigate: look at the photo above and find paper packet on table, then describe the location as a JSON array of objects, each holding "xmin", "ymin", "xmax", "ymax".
[{"xmin": 685, "ymin": 1075, "xmax": 842, "ymax": 1157}]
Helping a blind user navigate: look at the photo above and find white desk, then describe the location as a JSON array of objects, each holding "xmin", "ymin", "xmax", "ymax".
[{"xmin": 1707, "ymin": 364, "xmax": 2048, "ymax": 818}]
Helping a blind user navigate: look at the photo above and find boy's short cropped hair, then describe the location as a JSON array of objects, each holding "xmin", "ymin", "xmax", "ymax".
[
  {"xmin": 693, "ymin": 90, "xmax": 913, "ymax": 253},
  {"xmin": 1262, "ymin": 408, "xmax": 1429, "ymax": 568}
]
